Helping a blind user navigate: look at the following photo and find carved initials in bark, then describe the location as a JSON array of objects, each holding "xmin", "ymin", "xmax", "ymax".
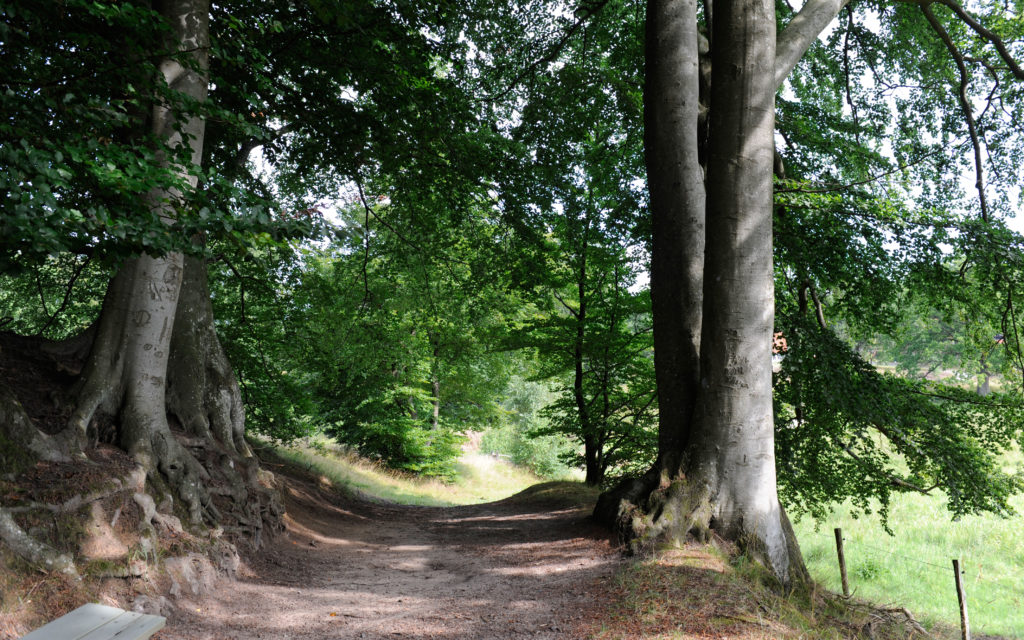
[{"xmin": 0, "ymin": 1, "xmax": 280, "ymax": 574}]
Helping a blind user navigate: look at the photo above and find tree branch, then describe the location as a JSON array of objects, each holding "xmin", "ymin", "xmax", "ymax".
[
  {"xmin": 221, "ymin": 257, "xmax": 248, "ymax": 324},
  {"xmin": 233, "ymin": 122, "xmax": 298, "ymax": 170},
  {"xmin": 553, "ymin": 290, "xmax": 581, "ymax": 319},
  {"xmin": 34, "ymin": 255, "xmax": 92, "ymax": 338},
  {"xmin": 838, "ymin": 439, "xmax": 939, "ymax": 494},
  {"xmin": 775, "ymin": 0, "xmax": 851, "ymax": 89},
  {"xmin": 841, "ymin": 7, "xmax": 861, "ymax": 142},
  {"xmin": 932, "ymin": 0, "xmax": 1024, "ymax": 80},
  {"xmin": 483, "ymin": 0, "xmax": 610, "ymax": 103},
  {"xmin": 921, "ymin": 3, "xmax": 989, "ymax": 221}
]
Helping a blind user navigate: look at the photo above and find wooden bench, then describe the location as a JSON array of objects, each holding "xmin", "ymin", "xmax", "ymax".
[{"xmin": 20, "ymin": 603, "xmax": 165, "ymax": 640}]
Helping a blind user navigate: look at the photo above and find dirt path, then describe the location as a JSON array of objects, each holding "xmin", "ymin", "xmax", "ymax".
[{"xmin": 154, "ymin": 469, "xmax": 622, "ymax": 640}]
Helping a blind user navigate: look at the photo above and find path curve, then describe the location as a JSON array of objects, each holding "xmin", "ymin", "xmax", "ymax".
[{"xmin": 156, "ymin": 469, "xmax": 621, "ymax": 639}]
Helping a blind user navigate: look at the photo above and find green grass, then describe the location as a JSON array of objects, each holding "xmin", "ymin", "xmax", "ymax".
[
  {"xmin": 793, "ymin": 490, "xmax": 1024, "ymax": 638},
  {"xmin": 265, "ymin": 438, "xmax": 549, "ymax": 506},
  {"xmin": 589, "ymin": 543, "xmax": 932, "ymax": 640}
]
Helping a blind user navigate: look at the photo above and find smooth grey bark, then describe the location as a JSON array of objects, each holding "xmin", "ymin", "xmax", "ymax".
[
  {"xmin": 645, "ymin": 0, "xmax": 706, "ymax": 471},
  {"xmin": 66, "ymin": 0, "xmax": 222, "ymax": 526},
  {"xmin": 0, "ymin": 1, "xmax": 285, "ymax": 575},
  {"xmin": 167, "ymin": 255, "xmax": 250, "ymax": 458},
  {"xmin": 593, "ymin": 0, "xmax": 707, "ymax": 527},
  {"xmin": 774, "ymin": 0, "xmax": 852, "ymax": 89},
  {"xmin": 0, "ymin": 508, "xmax": 78, "ymax": 577},
  {"xmin": 597, "ymin": 0, "xmax": 843, "ymax": 588},
  {"xmin": 694, "ymin": 0, "xmax": 795, "ymax": 581},
  {"xmin": 0, "ymin": 387, "xmax": 70, "ymax": 468}
]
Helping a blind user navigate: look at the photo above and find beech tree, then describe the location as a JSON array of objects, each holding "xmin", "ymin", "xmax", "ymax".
[
  {"xmin": 592, "ymin": 0, "xmax": 847, "ymax": 585},
  {"xmin": 1, "ymin": 0, "xmax": 487, "ymax": 568},
  {"xmin": 5, "ymin": 0, "xmax": 1024, "ymax": 590},
  {"xmin": 595, "ymin": 0, "xmax": 1024, "ymax": 586},
  {"xmin": 0, "ymin": 0, "xmax": 271, "ymax": 571}
]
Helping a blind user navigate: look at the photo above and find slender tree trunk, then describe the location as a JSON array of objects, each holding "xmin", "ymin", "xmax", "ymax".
[
  {"xmin": 428, "ymin": 338, "xmax": 441, "ymax": 430},
  {"xmin": 977, "ymin": 373, "xmax": 991, "ymax": 396},
  {"xmin": 594, "ymin": 0, "xmax": 705, "ymax": 520},
  {"xmin": 572, "ymin": 222, "xmax": 604, "ymax": 485},
  {"xmin": 645, "ymin": 0, "xmax": 706, "ymax": 474},
  {"xmin": 584, "ymin": 434, "xmax": 603, "ymax": 485},
  {"xmin": 976, "ymin": 353, "xmax": 991, "ymax": 396}
]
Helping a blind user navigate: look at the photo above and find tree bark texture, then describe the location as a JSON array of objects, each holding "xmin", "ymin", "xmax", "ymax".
[
  {"xmin": 645, "ymin": 0, "xmax": 706, "ymax": 473},
  {"xmin": 693, "ymin": 0, "xmax": 797, "ymax": 582},
  {"xmin": 596, "ymin": 0, "xmax": 847, "ymax": 588},
  {"xmin": 167, "ymin": 255, "xmax": 250, "ymax": 458},
  {"xmin": 1, "ymin": 386, "xmax": 70, "ymax": 470},
  {"xmin": 67, "ymin": 0, "xmax": 213, "ymax": 519},
  {"xmin": 10, "ymin": 0, "xmax": 282, "ymax": 559},
  {"xmin": 593, "ymin": 0, "xmax": 706, "ymax": 523}
]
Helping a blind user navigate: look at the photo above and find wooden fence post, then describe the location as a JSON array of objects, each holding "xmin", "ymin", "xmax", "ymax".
[
  {"xmin": 953, "ymin": 558, "xmax": 971, "ymax": 640},
  {"xmin": 834, "ymin": 527, "xmax": 850, "ymax": 597}
]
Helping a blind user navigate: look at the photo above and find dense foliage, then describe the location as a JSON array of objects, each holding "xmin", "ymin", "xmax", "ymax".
[{"xmin": 3, "ymin": 0, "xmax": 1024, "ymax": 515}]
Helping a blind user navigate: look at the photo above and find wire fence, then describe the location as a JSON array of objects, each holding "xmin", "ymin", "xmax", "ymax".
[{"xmin": 825, "ymin": 527, "xmax": 1023, "ymax": 639}]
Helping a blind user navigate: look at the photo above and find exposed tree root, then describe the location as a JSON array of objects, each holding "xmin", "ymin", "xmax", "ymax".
[
  {"xmin": 595, "ymin": 470, "xmax": 712, "ymax": 554},
  {"xmin": 0, "ymin": 508, "xmax": 77, "ymax": 578},
  {"xmin": 1, "ymin": 259, "xmax": 281, "ymax": 587},
  {"xmin": 57, "ymin": 256, "xmax": 281, "ymax": 546},
  {"xmin": 595, "ymin": 468, "xmax": 810, "ymax": 591},
  {"xmin": 3, "ymin": 467, "xmax": 145, "ymax": 515},
  {"xmin": 0, "ymin": 387, "xmax": 71, "ymax": 471}
]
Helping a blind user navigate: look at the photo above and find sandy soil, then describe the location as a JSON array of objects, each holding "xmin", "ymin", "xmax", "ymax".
[{"xmin": 154, "ymin": 470, "xmax": 622, "ymax": 640}]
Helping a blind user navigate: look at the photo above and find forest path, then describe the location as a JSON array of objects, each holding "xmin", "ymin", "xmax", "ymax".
[{"xmin": 154, "ymin": 464, "xmax": 622, "ymax": 640}]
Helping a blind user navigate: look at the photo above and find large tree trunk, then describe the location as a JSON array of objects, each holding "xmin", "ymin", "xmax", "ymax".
[
  {"xmin": 688, "ymin": 0, "xmax": 802, "ymax": 583},
  {"xmin": 595, "ymin": 0, "xmax": 821, "ymax": 588},
  {"xmin": 166, "ymin": 256, "xmax": 281, "ymax": 544},
  {"xmin": 167, "ymin": 255, "xmax": 250, "ymax": 458},
  {"xmin": 30, "ymin": 0, "xmax": 279, "ymax": 551},
  {"xmin": 65, "ymin": 0, "xmax": 213, "ymax": 524},
  {"xmin": 644, "ymin": 0, "xmax": 706, "ymax": 475},
  {"xmin": 594, "ymin": 0, "xmax": 705, "ymax": 522}
]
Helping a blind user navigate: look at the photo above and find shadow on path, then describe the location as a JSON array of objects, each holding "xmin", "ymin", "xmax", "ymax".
[{"xmin": 156, "ymin": 466, "xmax": 622, "ymax": 639}]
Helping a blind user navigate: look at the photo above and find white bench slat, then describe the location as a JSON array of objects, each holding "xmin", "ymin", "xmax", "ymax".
[
  {"xmin": 20, "ymin": 603, "xmax": 165, "ymax": 640},
  {"xmin": 78, "ymin": 610, "xmax": 164, "ymax": 640},
  {"xmin": 21, "ymin": 603, "xmax": 123, "ymax": 640}
]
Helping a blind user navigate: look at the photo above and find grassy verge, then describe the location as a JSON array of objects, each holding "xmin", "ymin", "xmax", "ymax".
[
  {"xmin": 586, "ymin": 543, "xmax": 938, "ymax": 640},
  {"xmin": 263, "ymin": 438, "xmax": 548, "ymax": 506},
  {"xmin": 792, "ymin": 491, "xmax": 1024, "ymax": 638}
]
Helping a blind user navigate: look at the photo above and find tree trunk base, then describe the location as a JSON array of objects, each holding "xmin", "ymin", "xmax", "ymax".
[
  {"xmin": 0, "ymin": 259, "xmax": 282, "ymax": 579},
  {"xmin": 595, "ymin": 470, "xmax": 810, "ymax": 591},
  {"xmin": 595, "ymin": 470, "xmax": 712, "ymax": 554}
]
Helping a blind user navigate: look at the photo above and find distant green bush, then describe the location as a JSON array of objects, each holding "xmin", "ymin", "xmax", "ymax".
[
  {"xmin": 480, "ymin": 422, "xmax": 573, "ymax": 479},
  {"xmin": 479, "ymin": 376, "xmax": 575, "ymax": 479}
]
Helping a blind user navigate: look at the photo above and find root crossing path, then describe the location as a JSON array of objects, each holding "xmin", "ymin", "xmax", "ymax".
[{"xmin": 156, "ymin": 470, "xmax": 622, "ymax": 640}]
